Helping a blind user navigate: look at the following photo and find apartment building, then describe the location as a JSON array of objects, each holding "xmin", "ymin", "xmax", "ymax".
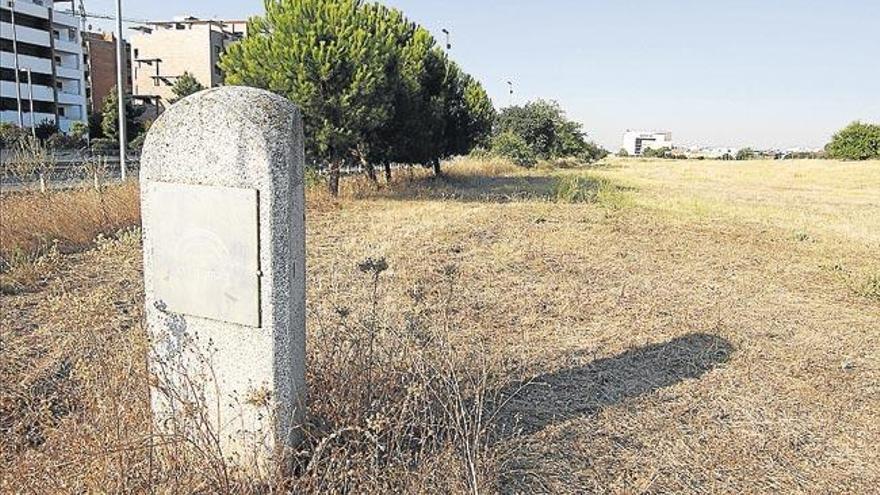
[
  {"xmin": 82, "ymin": 30, "xmax": 130, "ymax": 116},
  {"xmin": 622, "ymin": 130, "xmax": 673, "ymax": 156},
  {"xmin": 1, "ymin": 0, "xmax": 88, "ymax": 132},
  {"xmin": 130, "ymin": 17, "xmax": 246, "ymax": 113}
]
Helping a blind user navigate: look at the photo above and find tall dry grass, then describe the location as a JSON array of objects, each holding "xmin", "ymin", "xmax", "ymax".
[
  {"xmin": 1, "ymin": 231, "xmax": 527, "ymax": 492},
  {"xmin": 3, "ymin": 156, "xmax": 879, "ymax": 492},
  {"xmin": 0, "ymin": 182, "xmax": 140, "ymax": 266},
  {"xmin": 1, "ymin": 158, "xmax": 535, "ymax": 492}
]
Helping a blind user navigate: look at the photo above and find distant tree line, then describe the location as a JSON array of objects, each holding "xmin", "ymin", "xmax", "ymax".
[{"xmin": 220, "ymin": 0, "xmax": 494, "ymax": 195}]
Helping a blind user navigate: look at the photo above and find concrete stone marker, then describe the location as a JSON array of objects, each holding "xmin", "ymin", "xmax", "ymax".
[{"xmin": 140, "ymin": 86, "xmax": 305, "ymax": 470}]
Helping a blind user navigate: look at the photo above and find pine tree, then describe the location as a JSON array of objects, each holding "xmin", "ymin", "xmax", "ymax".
[
  {"xmin": 169, "ymin": 71, "xmax": 207, "ymax": 103},
  {"xmin": 220, "ymin": 0, "xmax": 495, "ymax": 192},
  {"xmin": 100, "ymin": 87, "xmax": 143, "ymax": 142}
]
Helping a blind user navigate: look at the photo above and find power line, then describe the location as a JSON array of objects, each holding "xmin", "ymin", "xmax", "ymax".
[{"xmin": 57, "ymin": 8, "xmax": 148, "ymax": 25}]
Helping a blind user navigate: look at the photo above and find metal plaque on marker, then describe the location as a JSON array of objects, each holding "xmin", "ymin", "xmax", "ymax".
[{"xmin": 149, "ymin": 181, "xmax": 260, "ymax": 327}]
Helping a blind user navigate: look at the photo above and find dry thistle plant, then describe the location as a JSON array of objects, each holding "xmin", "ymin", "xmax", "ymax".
[{"xmin": 6, "ymin": 138, "xmax": 56, "ymax": 193}]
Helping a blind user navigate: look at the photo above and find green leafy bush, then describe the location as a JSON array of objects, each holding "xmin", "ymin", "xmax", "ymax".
[
  {"xmin": 45, "ymin": 132, "xmax": 84, "ymax": 150},
  {"xmin": 736, "ymin": 148, "xmax": 756, "ymax": 160},
  {"xmin": 825, "ymin": 121, "xmax": 880, "ymax": 160},
  {"xmin": 90, "ymin": 138, "xmax": 117, "ymax": 152},
  {"xmin": 34, "ymin": 120, "xmax": 59, "ymax": 141},
  {"xmin": 493, "ymin": 99, "xmax": 604, "ymax": 161},
  {"xmin": 0, "ymin": 122, "xmax": 28, "ymax": 149},
  {"xmin": 490, "ymin": 131, "xmax": 537, "ymax": 167}
]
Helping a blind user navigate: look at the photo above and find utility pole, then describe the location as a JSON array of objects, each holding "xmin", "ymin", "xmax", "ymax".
[
  {"xmin": 115, "ymin": 0, "xmax": 127, "ymax": 180},
  {"xmin": 10, "ymin": 1, "xmax": 24, "ymax": 127},
  {"xmin": 26, "ymin": 69, "xmax": 36, "ymax": 140}
]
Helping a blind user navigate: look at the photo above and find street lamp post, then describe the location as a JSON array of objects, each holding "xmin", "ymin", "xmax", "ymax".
[
  {"xmin": 26, "ymin": 69, "xmax": 36, "ymax": 140},
  {"xmin": 441, "ymin": 28, "xmax": 451, "ymax": 50},
  {"xmin": 115, "ymin": 0, "xmax": 127, "ymax": 181},
  {"xmin": 507, "ymin": 80, "xmax": 514, "ymax": 106}
]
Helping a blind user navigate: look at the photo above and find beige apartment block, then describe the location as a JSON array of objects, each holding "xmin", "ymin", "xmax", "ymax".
[{"xmin": 130, "ymin": 17, "xmax": 246, "ymax": 113}]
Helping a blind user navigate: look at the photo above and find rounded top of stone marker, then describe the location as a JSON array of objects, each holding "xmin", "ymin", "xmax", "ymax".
[{"xmin": 140, "ymin": 86, "xmax": 302, "ymax": 184}]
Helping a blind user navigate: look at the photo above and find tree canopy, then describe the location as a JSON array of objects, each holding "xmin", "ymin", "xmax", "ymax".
[
  {"xmin": 491, "ymin": 99, "xmax": 605, "ymax": 164},
  {"xmin": 219, "ymin": 0, "xmax": 494, "ymax": 193},
  {"xmin": 825, "ymin": 121, "xmax": 880, "ymax": 160},
  {"xmin": 100, "ymin": 87, "xmax": 143, "ymax": 143},
  {"xmin": 170, "ymin": 72, "xmax": 207, "ymax": 103}
]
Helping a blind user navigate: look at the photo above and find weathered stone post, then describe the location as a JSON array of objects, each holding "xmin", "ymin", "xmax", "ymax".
[{"xmin": 139, "ymin": 86, "xmax": 305, "ymax": 470}]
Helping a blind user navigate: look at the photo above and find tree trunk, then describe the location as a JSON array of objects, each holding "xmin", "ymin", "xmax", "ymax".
[
  {"xmin": 353, "ymin": 146, "xmax": 377, "ymax": 185},
  {"xmin": 431, "ymin": 158, "xmax": 442, "ymax": 177},
  {"xmin": 383, "ymin": 162, "xmax": 392, "ymax": 183},
  {"xmin": 364, "ymin": 161, "xmax": 377, "ymax": 184},
  {"xmin": 328, "ymin": 161, "xmax": 340, "ymax": 197}
]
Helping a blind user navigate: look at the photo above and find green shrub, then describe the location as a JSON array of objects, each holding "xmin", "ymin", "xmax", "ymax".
[
  {"xmin": 554, "ymin": 175, "xmax": 599, "ymax": 202},
  {"xmin": 553, "ymin": 174, "xmax": 631, "ymax": 208},
  {"xmin": 0, "ymin": 122, "xmax": 28, "ymax": 149},
  {"xmin": 128, "ymin": 133, "xmax": 147, "ymax": 153},
  {"xmin": 642, "ymin": 146, "xmax": 673, "ymax": 158},
  {"xmin": 490, "ymin": 130, "xmax": 537, "ymax": 167},
  {"xmin": 736, "ymin": 148, "xmax": 756, "ymax": 160},
  {"xmin": 45, "ymin": 132, "xmax": 84, "ymax": 150},
  {"xmin": 34, "ymin": 120, "xmax": 59, "ymax": 141},
  {"xmin": 90, "ymin": 138, "xmax": 117, "ymax": 152},
  {"xmin": 825, "ymin": 121, "xmax": 880, "ymax": 160}
]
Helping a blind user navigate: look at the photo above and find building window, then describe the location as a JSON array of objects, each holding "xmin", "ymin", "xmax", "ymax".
[
  {"xmin": 0, "ymin": 39, "xmax": 53, "ymax": 58},
  {"xmin": 56, "ymin": 81, "xmax": 63, "ymax": 89},
  {"xmin": 58, "ymin": 107, "xmax": 66, "ymax": 117},
  {"xmin": 0, "ymin": 8, "xmax": 51, "ymax": 30},
  {"xmin": 54, "ymin": 55, "xmax": 61, "ymax": 63},
  {"xmin": 133, "ymin": 48, "xmax": 139, "ymax": 58},
  {"xmin": 53, "ymin": 30, "xmax": 61, "ymax": 39}
]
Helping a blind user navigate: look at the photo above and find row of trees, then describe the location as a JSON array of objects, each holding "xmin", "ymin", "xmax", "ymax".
[
  {"xmin": 220, "ymin": 0, "xmax": 494, "ymax": 195},
  {"xmin": 488, "ymin": 99, "xmax": 606, "ymax": 166}
]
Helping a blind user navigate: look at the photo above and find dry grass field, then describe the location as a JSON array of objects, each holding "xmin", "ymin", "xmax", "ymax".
[{"xmin": 1, "ymin": 157, "xmax": 878, "ymax": 493}]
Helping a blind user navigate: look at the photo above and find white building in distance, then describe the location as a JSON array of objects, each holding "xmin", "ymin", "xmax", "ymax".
[
  {"xmin": 622, "ymin": 130, "xmax": 673, "ymax": 156},
  {"xmin": 1, "ymin": 0, "xmax": 88, "ymax": 132}
]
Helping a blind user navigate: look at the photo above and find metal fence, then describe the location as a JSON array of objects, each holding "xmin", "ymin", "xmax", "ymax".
[{"xmin": 0, "ymin": 148, "xmax": 141, "ymax": 192}]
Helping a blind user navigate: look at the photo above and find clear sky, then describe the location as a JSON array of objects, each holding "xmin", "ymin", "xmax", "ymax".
[{"xmin": 81, "ymin": 0, "xmax": 880, "ymax": 150}]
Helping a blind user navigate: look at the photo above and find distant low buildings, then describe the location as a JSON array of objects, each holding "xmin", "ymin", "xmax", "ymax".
[
  {"xmin": 622, "ymin": 130, "xmax": 673, "ymax": 156},
  {"xmin": 130, "ymin": 16, "xmax": 246, "ymax": 115}
]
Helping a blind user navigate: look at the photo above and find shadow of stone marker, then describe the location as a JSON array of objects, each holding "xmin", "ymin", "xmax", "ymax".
[{"xmin": 140, "ymin": 86, "xmax": 305, "ymax": 471}]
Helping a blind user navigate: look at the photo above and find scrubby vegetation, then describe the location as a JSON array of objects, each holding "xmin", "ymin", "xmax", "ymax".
[
  {"xmin": 826, "ymin": 121, "xmax": 880, "ymax": 160},
  {"xmin": 489, "ymin": 99, "xmax": 606, "ymax": 165},
  {"xmin": 2, "ymin": 157, "xmax": 879, "ymax": 492}
]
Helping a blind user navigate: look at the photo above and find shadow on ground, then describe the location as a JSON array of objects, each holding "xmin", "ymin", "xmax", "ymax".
[
  {"xmin": 365, "ymin": 173, "xmax": 563, "ymax": 203},
  {"xmin": 494, "ymin": 333, "xmax": 733, "ymax": 439}
]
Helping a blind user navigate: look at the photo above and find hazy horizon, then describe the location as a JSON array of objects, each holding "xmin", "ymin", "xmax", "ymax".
[{"xmin": 83, "ymin": 0, "xmax": 880, "ymax": 150}]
